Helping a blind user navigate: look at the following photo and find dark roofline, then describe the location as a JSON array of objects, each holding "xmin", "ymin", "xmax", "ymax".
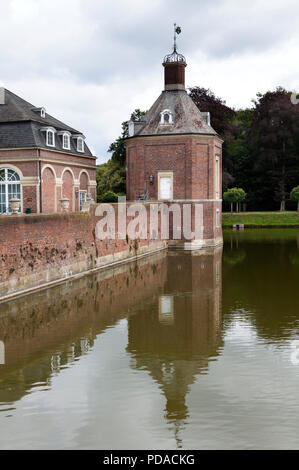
[
  {"xmin": 0, "ymin": 145, "xmax": 97, "ymax": 159},
  {"xmin": 0, "ymin": 89, "xmax": 81, "ymax": 132},
  {"xmin": 125, "ymin": 131, "xmax": 223, "ymax": 142}
]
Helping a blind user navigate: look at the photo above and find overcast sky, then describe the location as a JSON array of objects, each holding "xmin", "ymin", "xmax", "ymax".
[{"xmin": 1, "ymin": 0, "xmax": 299, "ymax": 163}]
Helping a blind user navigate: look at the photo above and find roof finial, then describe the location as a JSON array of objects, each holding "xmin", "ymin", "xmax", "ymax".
[{"xmin": 173, "ymin": 23, "xmax": 182, "ymax": 52}]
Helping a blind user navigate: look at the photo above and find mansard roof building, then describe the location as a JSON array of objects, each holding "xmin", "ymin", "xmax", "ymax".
[{"xmin": 0, "ymin": 88, "xmax": 96, "ymax": 214}]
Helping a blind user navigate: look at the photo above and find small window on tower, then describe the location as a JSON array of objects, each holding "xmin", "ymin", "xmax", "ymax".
[{"xmin": 160, "ymin": 109, "xmax": 173, "ymax": 125}]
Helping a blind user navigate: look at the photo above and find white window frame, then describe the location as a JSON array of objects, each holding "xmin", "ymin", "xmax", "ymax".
[
  {"xmin": 77, "ymin": 137, "xmax": 84, "ymax": 153},
  {"xmin": 79, "ymin": 190, "xmax": 87, "ymax": 211},
  {"xmin": 216, "ymin": 209, "xmax": 220, "ymax": 228},
  {"xmin": 0, "ymin": 168, "xmax": 22, "ymax": 214},
  {"xmin": 62, "ymin": 132, "xmax": 71, "ymax": 150},
  {"xmin": 41, "ymin": 127, "xmax": 56, "ymax": 147},
  {"xmin": 160, "ymin": 109, "xmax": 173, "ymax": 125},
  {"xmin": 215, "ymin": 156, "xmax": 220, "ymax": 199},
  {"xmin": 158, "ymin": 171, "xmax": 173, "ymax": 200},
  {"xmin": 46, "ymin": 129, "xmax": 55, "ymax": 147}
]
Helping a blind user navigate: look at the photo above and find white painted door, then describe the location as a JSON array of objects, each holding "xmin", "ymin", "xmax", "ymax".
[{"xmin": 160, "ymin": 176, "xmax": 172, "ymax": 200}]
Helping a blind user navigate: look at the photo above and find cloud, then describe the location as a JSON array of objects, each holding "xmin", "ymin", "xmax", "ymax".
[{"xmin": 1, "ymin": 0, "xmax": 299, "ymax": 162}]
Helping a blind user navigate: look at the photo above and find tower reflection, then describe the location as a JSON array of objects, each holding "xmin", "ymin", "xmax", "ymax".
[{"xmin": 126, "ymin": 247, "xmax": 223, "ymax": 447}]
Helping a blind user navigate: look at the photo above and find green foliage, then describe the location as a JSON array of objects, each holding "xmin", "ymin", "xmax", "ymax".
[
  {"xmin": 188, "ymin": 86, "xmax": 236, "ymax": 188},
  {"xmin": 96, "ymin": 161, "xmax": 126, "ymax": 201},
  {"xmin": 223, "ymin": 187, "xmax": 246, "ymax": 203},
  {"xmin": 248, "ymin": 87, "xmax": 299, "ymax": 210},
  {"xmin": 223, "ymin": 249, "xmax": 246, "ymax": 265},
  {"xmin": 99, "ymin": 191, "xmax": 119, "ymax": 203},
  {"xmin": 222, "ymin": 212, "xmax": 299, "ymax": 227},
  {"xmin": 97, "ymin": 109, "xmax": 146, "ymax": 201},
  {"xmin": 108, "ymin": 109, "xmax": 146, "ymax": 166},
  {"xmin": 290, "ymin": 186, "xmax": 299, "ymax": 201},
  {"xmin": 189, "ymin": 86, "xmax": 299, "ymax": 210}
]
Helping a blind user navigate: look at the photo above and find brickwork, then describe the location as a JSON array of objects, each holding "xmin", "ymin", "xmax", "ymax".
[
  {"xmin": 0, "ymin": 148, "xmax": 96, "ymax": 214},
  {"xmin": 126, "ymin": 134, "xmax": 222, "ymax": 202},
  {"xmin": 0, "ymin": 199, "xmax": 222, "ymax": 299},
  {"xmin": 62, "ymin": 169, "xmax": 74, "ymax": 211},
  {"xmin": 42, "ymin": 167, "xmax": 55, "ymax": 213},
  {"xmin": 22, "ymin": 186, "xmax": 38, "ymax": 214}
]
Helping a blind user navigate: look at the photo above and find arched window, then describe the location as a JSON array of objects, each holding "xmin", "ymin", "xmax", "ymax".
[
  {"xmin": 77, "ymin": 137, "xmax": 84, "ymax": 152},
  {"xmin": 72, "ymin": 134, "xmax": 85, "ymax": 153},
  {"xmin": 0, "ymin": 168, "xmax": 21, "ymax": 214},
  {"xmin": 41, "ymin": 127, "xmax": 56, "ymax": 147},
  {"xmin": 46, "ymin": 129, "xmax": 55, "ymax": 147},
  {"xmin": 62, "ymin": 133, "xmax": 70, "ymax": 150},
  {"xmin": 160, "ymin": 109, "xmax": 173, "ymax": 125}
]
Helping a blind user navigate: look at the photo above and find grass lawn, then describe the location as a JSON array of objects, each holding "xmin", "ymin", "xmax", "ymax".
[{"xmin": 222, "ymin": 211, "xmax": 299, "ymax": 227}]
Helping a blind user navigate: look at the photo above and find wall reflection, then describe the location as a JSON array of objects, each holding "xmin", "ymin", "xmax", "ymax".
[{"xmin": 0, "ymin": 252, "xmax": 168, "ymax": 404}]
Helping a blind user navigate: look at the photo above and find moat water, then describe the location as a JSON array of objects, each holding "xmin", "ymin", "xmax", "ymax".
[{"xmin": 0, "ymin": 229, "xmax": 299, "ymax": 449}]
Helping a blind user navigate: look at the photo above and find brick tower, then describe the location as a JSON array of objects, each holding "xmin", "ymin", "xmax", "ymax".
[{"xmin": 126, "ymin": 26, "xmax": 223, "ymax": 248}]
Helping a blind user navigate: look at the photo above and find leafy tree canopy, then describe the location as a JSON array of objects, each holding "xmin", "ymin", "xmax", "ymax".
[{"xmin": 97, "ymin": 109, "xmax": 146, "ymax": 201}]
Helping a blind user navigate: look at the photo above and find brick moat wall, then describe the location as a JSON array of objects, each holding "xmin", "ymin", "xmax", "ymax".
[
  {"xmin": 0, "ymin": 203, "xmax": 166, "ymax": 298},
  {"xmin": 0, "ymin": 201, "xmax": 222, "ymax": 299}
]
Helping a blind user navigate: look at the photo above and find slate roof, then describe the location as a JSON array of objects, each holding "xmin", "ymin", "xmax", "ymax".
[
  {"xmin": 0, "ymin": 88, "xmax": 93, "ymax": 156},
  {"xmin": 132, "ymin": 89, "xmax": 218, "ymax": 137}
]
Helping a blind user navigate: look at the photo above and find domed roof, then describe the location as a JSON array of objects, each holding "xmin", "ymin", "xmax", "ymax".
[{"xmin": 163, "ymin": 48, "xmax": 186, "ymax": 65}]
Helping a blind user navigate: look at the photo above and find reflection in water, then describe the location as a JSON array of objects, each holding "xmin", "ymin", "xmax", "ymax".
[
  {"xmin": 127, "ymin": 250, "xmax": 223, "ymax": 447},
  {"xmin": 222, "ymin": 229, "xmax": 299, "ymax": 342},
  {"xmin": 0, "ymin": 253, "xmax": 168, "ymax": 408},
  {"xmin": 0, "ymin": 341, "xmax": 4, "ymax": 365},
  {"xmin": 0, "ymin": 229, "xmax": 299, "ymax": 449}
]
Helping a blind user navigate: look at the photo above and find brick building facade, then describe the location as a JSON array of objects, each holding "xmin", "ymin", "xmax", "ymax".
[
  {"xmin": 0, "ymin": 88, "xmax": 96, "ymax": 214},
  {"xmin": 125, "ymin": 41, "xmax": 223, "ymax": 248}
]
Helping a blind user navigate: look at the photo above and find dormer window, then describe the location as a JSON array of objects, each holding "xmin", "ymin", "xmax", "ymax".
[
  {"xmin": 32, "ymin": 107, "xmax": 46, "ymax": 118},
  {"xmin": 72, "ymin": 134, "xmax": 85, "ymax": 153},
  {"xmin": 41, "ymin": 127, "xmax": 56, "ymax": 147},
  {"xmin": 63, "ymin": 134, "xmax": 70, "ymax": 149},
  {"xmin": 77, "ymin": 137, "xmax": 84, "ymax": 152},
  {"xmin": 160, "ymin": 109, "xmax": 173, "ymax": 125},
  {"xmin": 58, "ymin": 131, "xmax": 71, "ymax": 150},
  {"xmin": 47, "ymin": 129, "xmax": 55, "ymax": 147}
]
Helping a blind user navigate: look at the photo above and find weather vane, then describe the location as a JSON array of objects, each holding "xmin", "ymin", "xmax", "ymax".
[{"xmin": 173, "ymin": 23, "xmax": 182, "ymax": 52}]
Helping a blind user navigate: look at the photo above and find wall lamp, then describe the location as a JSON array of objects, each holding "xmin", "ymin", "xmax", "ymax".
[{"xmin": 149, "ymin": 174, "xmax": 154, "ymax": 185}]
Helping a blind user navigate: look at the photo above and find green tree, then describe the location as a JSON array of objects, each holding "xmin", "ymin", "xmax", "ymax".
[
  {"xmin": 99, "ymin": 190, "xmax": 119, "ymax": 203},
  {"xmin": 248, "ymin": 87, "xmax": 299, "ymax": 211},
  {"xmin": 97, "ymin": 109, "xmax": 146, "ymax": 201},
  {"xmin": 226, "ymin": 108, "xmax": 254, "ymax": 195},
  {"xmin": 108, "ymin": 109, "xmax": 146, "ymax": 166},
  {"xmin": 96, "ymin": 161, "xmax": 126, "ymax": 201},
  {"xmin": 188, "ymin": 86, "xmax": 236, "ymax": 188},
  {"xmin": 290, "ymin": 186, "xmax": 299, "ymax": 212},
  {"xmin": 223, "ymin": 187, "xmax": 246, "ymax": 213}
]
